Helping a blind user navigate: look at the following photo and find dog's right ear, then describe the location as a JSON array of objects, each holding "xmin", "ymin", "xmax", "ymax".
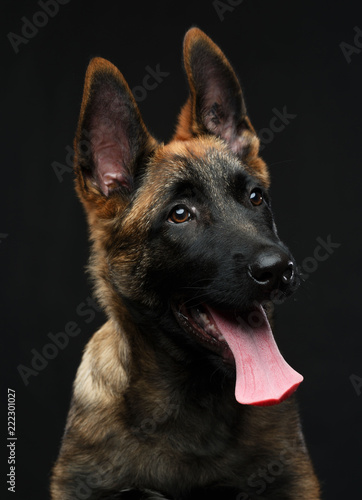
[{"xmin": 74, "ymin": 58, "xmax": 157, "ymax": 214}]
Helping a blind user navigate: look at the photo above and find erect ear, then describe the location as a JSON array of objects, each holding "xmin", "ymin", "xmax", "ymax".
[
  {"xmin": 174, "ymin": 28, "xmax": 267, "ymax": 184},
  {"xmin": 74, "ymin": 57, "xmax": 157, "ymax": 206}
]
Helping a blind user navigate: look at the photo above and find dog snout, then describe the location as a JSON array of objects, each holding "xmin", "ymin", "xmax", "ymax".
[{"xmin": 248, "ymin": 249, "xmax": 295, "ymax": 292}]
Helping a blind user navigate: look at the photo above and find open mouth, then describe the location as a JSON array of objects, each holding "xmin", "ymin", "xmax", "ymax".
[
  {"xmin": 173, "ymin": 302, "xmax": 233, "ymax": 359},
  {"xmin": 173, "ymin": 301, "xmax": 303, "ymax": 407}
]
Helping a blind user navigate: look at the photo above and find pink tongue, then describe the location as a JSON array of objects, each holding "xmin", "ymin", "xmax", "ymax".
[{"xmin": 206, "ymin": 305, "xmax": 303, "ymax": 406}]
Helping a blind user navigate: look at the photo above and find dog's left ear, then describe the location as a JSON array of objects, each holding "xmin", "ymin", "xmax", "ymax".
[{"xmin": 174, "ymin": 28, "xmax": 268, "ymax": 185}]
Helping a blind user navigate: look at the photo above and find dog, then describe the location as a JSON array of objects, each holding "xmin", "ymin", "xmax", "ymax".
[{"xmin": 51, "ymin": 28, "xmax": 320, "ymax": 500}]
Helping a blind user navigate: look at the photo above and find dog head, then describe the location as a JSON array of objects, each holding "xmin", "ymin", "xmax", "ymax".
[{"xmin": 73, "ymin": 28, "xmax": 302, "ymax": 406}]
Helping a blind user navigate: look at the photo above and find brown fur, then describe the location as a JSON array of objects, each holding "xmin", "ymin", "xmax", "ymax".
[{"xmin": 51, "ymin": 28, "xmax": 320, "ymax": 500}]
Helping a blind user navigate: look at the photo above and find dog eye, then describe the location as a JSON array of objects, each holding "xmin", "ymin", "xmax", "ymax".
[
  {"xmin": 249, "ymin": 188, "xmax": 263, "ymax": 206},
  {"xmin": 168, "ymin": 205, "xmax": 192, "ymax": 224}
]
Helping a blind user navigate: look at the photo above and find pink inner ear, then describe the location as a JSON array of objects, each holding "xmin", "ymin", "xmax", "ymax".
[
  {"xmin": 200, "ymin": 68, "xmax": 244, "ymax": 152},
  {"xmin": 191, "ymin": 51, "xmax": 253, "ymax": 158},
  {"xmin": 90, "ymin": 118, "xmax": 132, "ymax": 196},
  {"xmin": 203, "ymin": 98, "xmax": 245, "ymax": 156}
]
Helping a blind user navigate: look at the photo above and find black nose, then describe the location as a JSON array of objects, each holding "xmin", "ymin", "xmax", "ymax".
[{"xmin": 248, "ymin": 250, "xmax": 295, "ymax": 291}]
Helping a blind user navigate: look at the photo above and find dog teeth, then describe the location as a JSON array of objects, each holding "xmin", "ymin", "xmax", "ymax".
[
  {"xmin": 199, "ymin": 311, "xmax": 225, "ymax": 342},
  {"xmin": 178, "ymin": 311, "xmax": 189, "ymax": 321},
  {"xmin": 185, "ymin": 306, "xmax": 225, "ymax": 342}
]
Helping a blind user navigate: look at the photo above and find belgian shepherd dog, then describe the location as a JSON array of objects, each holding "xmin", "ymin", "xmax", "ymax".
[{"xmin": 51, "ymin": 28, "xmax": 320, "ymax": 500}]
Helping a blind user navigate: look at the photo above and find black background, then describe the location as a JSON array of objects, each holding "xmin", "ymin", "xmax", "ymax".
[{"xmin": 2, "ymin": 0, "xmax": 362, "ymax": 498}]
